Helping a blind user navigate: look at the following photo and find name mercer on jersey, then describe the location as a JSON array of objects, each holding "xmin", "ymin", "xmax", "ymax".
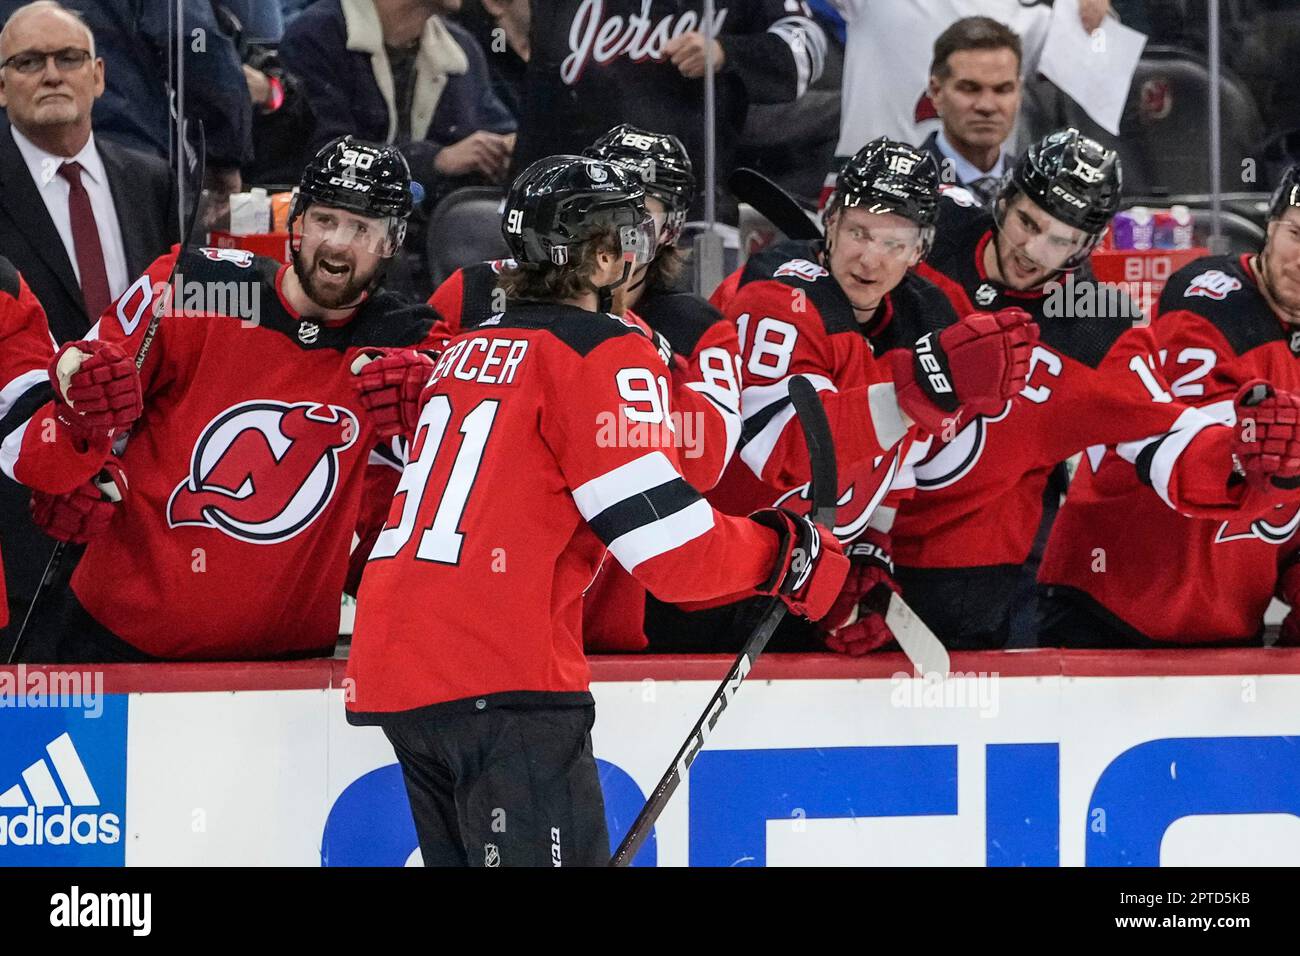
[{"xmin": 430, "ymin": 333, "xmax": 530, "ymax": 387}]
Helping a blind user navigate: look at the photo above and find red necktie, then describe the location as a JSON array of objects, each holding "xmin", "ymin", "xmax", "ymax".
[{"xmin": 58, "ymin": 161, "xmax": 112, "ymax": 322}]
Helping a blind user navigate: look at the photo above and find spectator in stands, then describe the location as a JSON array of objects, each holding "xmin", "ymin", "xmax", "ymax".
[
  {"xmin": 281, "ymin": 0, "xmax": 516, "ymax": 205},
  {"xmin": 453, "ymin": 0, "xmax": 528, "ymax": 124},
  {"xmin": 510, "ymin": 2, "xmax": 827, "ymax": 227},
  {"xmin": 919, "ymin": 17, "xmax": 1023, "ymax": 204},
  {"xmin": 0, "ymin": 0, "xmax": 255, "ymax": 195},
  {"xmin": 830, "ymin": 0, "xmax": 1108, "ymax": 162},
  {"xmin": 211, "ymin": 1, "xmax": 315, "ymax": 188},
  {"xmin": 0, "ymin": 0, "xmax": 173, "ymax": 648}
]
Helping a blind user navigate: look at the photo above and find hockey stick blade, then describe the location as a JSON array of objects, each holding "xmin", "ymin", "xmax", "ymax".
[
  {"xmin": 885, "ymin": 592, "xmax": 951, "ymax": 678},
  {"xmin": 609, "ymin": 377, "xmax": 837, "ymax": 866},
  {"xmin": 728, "ymin": 167, "xmax": 823, "ymax": 241}
]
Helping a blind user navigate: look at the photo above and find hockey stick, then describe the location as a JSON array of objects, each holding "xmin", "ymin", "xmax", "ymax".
[
  {"xmin": 610, "ymin": 375, "xmax": 835, "ymax": 866},
  {"xmin": 728, "ymin": 167, "xmax": 823, "ymax": 241},
  {"xmin": 6, "ymin": 123, "xmax": 206, "ymax": 664}
]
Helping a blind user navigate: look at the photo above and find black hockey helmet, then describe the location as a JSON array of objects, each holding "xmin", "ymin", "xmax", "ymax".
[
  {"xmin": 1268, "ymin": 164, "xmax": 1300, "ymax": 221},
  {"xmin": 289, "ymin": 136, "xmax": 414, "ymax": 256},
  {"xmin": 997, "ymin": 128, "xmax": 1122, "ymax": 264},
  {"xmin": 583, "ymin": 124, "xmax": 695, "ymax": 246},
  {"xmin": 501, "ymin": 155, "xmax": 657, "ymax": 272},
  {"xmin": 830, "ymin": 138, "xmax": 941, "ymax": 227}
]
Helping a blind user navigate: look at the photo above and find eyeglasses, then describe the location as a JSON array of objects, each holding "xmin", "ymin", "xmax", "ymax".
[{"xmin": 0, "ymin": 48, "xmax": 93, "ymax": 75}]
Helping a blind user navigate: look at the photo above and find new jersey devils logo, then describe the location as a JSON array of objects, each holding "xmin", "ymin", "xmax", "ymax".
[
  {"xmin": 1214, "ymin": 503, "xmax": 1300, "ymax": 545},
  {"xmin": 168, "ymin": 401, "xmax": 359, "ymax": 543},
  {"xmin": 774, "ymin": 447, "xmax": 901, "ymax": 542},
  {"xmin": 912, "ymin": 402, "xmax": 1014, "ymax": 490}
]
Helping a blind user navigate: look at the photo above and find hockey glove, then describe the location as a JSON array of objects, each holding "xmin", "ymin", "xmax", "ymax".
[
  {"xmin": 49, "ymin": 340, "xmax": 143, "ymax": 441},
  {"xmin": 820, "ymin": 528, "xmax": 901, "ymax": 656},
  {"xmin": 352, "ymin": 348, "xmax": 437, "ymax": 439},
  {"xmin": 31, "ymin": 458, "xmax": 126, "ymax": 543},
  {"xmin": 890, "ymin": 307, "xmax": 1037, "ymax": 438},
  {"xmin": 1231, "ymin": 380, "xmax": 1300, "ymax": 490},
  {"xmin": 749, "ymin": 507, "xmax": 848, "ymax": 621}
]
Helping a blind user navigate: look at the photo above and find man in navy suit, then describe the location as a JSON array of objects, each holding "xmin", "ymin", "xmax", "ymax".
[{"xmin": 918, "ymin": 16, "xmax": 1022, "ymax": 205}]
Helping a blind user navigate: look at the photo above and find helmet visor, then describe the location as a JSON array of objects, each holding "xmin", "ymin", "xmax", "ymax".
[
  {"xmin": 619, "ymin": 214, "xmax": 659, "ymax": 269},
  {"xmin": 297, "ymin": 204, "xmax": 406, "ymax": 258}
]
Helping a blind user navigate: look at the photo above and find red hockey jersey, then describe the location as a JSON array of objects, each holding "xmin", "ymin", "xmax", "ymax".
[
  {"xmin": 892, "ymin": 191, "xmax": 1225, "ymax": 568},
  {"xmin": 0, "ymin": 258, "xmax": 114, "ymax": 628},
  {"xmin": 65, "ymin": 247, "xmax": 438, "ymax": 659},
  {"xmin": 707, "ymin": 239, "xmax": 958, "ymax": 543},
  {"xmin": 1040, "ymin": 254, "xmax": 1300, "ymax": 643},
  {"xmin": 346, "ymin": 302, "xmax": 783, "ymax": 718},
  {"xmin": 429, "ymin": 260, "xmax": 744, "ymax": 651}
]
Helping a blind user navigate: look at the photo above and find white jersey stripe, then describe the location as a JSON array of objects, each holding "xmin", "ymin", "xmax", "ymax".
[
  {"xmin": 607, "ymin": 497, "xmax": 715, "ymax": 571},
  {"xmin": 571, "ymin": 451, "xmax": 682, "ymax": 523},
  {"xmin": 0, "ymin": 368, "xmax": 46, "ymax": 422}
]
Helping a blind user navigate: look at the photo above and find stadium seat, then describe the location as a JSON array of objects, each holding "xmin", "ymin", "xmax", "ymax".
[
  {"xmin": 425, "ymin": 187, "xmax": 510, "ymax": 287},
  {"xmin": 1058, "ymin": 45, "xmax": 1265, "ymax": 197}
]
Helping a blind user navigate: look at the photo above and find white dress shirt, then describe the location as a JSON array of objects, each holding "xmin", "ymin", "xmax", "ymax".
[
  {"xmin": 10, "ymin": 126, "xmax": 131, "ymax": 303},
  {"xmin": 935, "ymin": 128, "xmax": 1009, "ymax": 185}
]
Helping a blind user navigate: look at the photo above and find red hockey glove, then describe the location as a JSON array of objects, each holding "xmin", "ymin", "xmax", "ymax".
[
  {"xmin": 820, "ymin": 529, "xmax": 901, "ymax": 656},
  {"xmin": 352, "ymin": 349, "xmax": 436, "ymax": 439},
  {"xmin": 1232, "ymin": 380, "xmax": 1300, "ymax": 491},
  {"xmin": 890, "ymin": 307, "xmax": 1037, "ymax": 438},
  {"xmin": 749, "ymin": 508, "xmax": 849, "ymax": 621},
  {"xmin": 30, "ymin": 458, "xmax": 126, "ymax": 543},
  {"xmin": 49, "ymin": 340, "xmax": 143, "ymax": 440},
  {"xmin": 1276, "ymin": 558, "xmax": 1300, "ymax": 646}
]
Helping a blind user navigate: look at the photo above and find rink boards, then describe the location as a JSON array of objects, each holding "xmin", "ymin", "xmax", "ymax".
[{"xmin": 1, "ymin": 649, "xmax": 1299, "ymax": 866}]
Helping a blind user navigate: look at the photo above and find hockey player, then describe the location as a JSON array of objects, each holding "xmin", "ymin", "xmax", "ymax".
[
  {"xmin": 16, "ymin": 137, "xmax": 441, "ymax": 663},
  {"xmin": 1037, "ymin": 165, "xmax": 1300, "ymax": 646},
  {"xmin": 0, "ymin": 256, "xmax": 140, "ymax": 634},
  {"xmin": 885, "ymin": 130, "xmax": 1300, "ymax": 650},
  {"xmin": 667, "ymin": 138, "xmax": 1038, "ymax": 654},
  {"xmin": 345, "ymin": 155, "xmax": 848, "ymax": 867},
  {"xmin": 428, "ymin": 125, "xmax": 743, "ymax": 651}
]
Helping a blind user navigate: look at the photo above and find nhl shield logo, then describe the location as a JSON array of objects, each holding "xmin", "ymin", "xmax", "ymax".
[
  {"xmin": 1289, "ymin": 330, "xmax": 1300, "ymax": 356},
  {"xmin": 298, "ymin": 321, "xmax": 320, "ymax": 345},
  {"xmin": 167, "ymin": 400, "xmax": 359, "ymax": 543},
  {"xmin": 975, "ymin": 283, "xmax": 998, "ymax": 307}
]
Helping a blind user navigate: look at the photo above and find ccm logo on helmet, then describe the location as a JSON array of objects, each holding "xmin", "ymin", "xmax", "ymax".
[{"xmin": 167, "ymin": 400, "xmax": 359, "ymax": 543}]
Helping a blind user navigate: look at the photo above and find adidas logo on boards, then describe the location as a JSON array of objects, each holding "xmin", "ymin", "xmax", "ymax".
[{"xmin": 0, "ymin": 733, "xmax": 120, "ymax": 846}]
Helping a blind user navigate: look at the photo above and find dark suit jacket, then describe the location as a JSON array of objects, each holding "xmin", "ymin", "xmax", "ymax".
[
  {"xmin": 0, "ymin": 125, "xmax": 175, "ymax": 342},
  {"xmin": 918, "ymin": 130, "xmax": 1008, "ymax": 197},
  {"xmin": 0, "ymin": 124, "xmax": 175, "ymax": 635}
]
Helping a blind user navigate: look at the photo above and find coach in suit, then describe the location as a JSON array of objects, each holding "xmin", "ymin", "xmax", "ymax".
[
  {"xmin": 918, "ymin": 16, "xmax": 1022, "ymax": 206},
  {"xmin": 0, "ymin": 1, "xmax": 173, "ymax": 638}
]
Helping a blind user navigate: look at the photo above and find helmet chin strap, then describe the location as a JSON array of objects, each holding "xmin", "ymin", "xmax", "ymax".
[{"xmin": 590, "ymin": 257, "xmax": 635, "ymax": 313}]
